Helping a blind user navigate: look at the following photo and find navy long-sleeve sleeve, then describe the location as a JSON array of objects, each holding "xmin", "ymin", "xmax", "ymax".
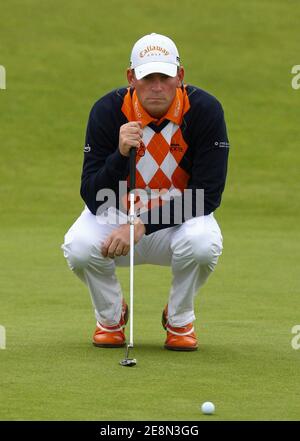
[{"xmin": 80, "ymin": 90, "xmax": 129, "ymax": 214}]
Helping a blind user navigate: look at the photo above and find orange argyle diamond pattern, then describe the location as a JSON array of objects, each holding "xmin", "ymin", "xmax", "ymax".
[
  {"xmin": 148, "ymin": 167, "xmax": 172, "ymax": 190},
  {"xmin": 146, "ymin": 133, "xmax": 170, "ymax": 166}
]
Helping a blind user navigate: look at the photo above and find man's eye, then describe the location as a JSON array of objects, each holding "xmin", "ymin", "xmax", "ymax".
[{"xmin": 143, "ymin": 74, "xmax": 169, "ymax": 81}]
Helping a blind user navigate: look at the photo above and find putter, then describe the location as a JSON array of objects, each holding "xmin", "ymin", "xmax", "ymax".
[{"xmin": 120, "ymin": 147, "xmax": 137, "ymax": 367}]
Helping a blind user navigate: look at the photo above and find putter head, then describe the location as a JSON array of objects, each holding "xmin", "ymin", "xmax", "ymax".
[
  {"xmin": 119, "ymin": 344, "xmax": 136, "ymax": 367},
  {"xmin": 119, "ymin": 358, "xmax": 137, "ymax": 367}
]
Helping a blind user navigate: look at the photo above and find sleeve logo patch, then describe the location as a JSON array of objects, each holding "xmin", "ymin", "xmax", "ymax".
[
  {"xmin": 84, "ymin": 144, "xmax": 91, "ymax": 152},
  {"xmin": 214, "ymin": 141, "xmax": 230, "ymax": 148}
]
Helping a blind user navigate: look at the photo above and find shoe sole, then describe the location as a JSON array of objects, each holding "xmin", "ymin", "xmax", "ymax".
[
  {"xmin": 93, "ymin": 342, "xmax": 126, "ymax": 348},
  {"xmin": 164, "ymin": 345, "xmax": 198, "ymax": 352}
]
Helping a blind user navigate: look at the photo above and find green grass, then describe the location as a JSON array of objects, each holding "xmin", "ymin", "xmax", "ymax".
[{"xmin": 1, "ymin": 0, "xmax": 300, "ymax": 421}]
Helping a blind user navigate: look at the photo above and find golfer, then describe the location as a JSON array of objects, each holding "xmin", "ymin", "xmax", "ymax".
[{"xmin": 62, "ymin": 33, "xmax": 229, "ymax": 351}]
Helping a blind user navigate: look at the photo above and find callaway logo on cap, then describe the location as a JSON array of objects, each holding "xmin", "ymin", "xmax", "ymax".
[{"xmin": 130, "ymin": 33, "xmax": 180, "ymax": 80}]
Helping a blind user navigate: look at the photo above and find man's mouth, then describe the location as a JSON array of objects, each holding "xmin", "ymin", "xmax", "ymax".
[{"xmin": 147, "ymin": 97, "xmax": 165, "ymax": 102}]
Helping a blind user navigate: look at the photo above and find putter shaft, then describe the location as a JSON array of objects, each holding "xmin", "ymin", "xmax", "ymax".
[{"xmin": 119, "ymin": 148, "xmax": 137, "ymax": 367}]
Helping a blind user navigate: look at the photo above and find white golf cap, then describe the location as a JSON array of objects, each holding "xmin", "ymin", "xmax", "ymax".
[{"xmin": 130, "ymin": 33, "xmax": 180, "ymax": 80}]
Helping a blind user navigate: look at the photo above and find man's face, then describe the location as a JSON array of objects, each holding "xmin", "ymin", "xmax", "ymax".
[{"xmin": 127, "ymin": 67, "xmax": 184, "ymax": 119}]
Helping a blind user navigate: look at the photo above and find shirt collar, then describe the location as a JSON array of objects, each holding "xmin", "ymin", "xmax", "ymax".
[{"xmin": 132, "ymin": 87, "xmax": 190, "ymax": 128}]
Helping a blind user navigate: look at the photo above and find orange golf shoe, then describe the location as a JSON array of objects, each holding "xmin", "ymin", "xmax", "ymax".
[
  {"xmin": 93, "ymin": 299, "xmax": 128, "ymax": 348},
  {"xmin": 162, "ymin": 305, "xmax": 198, "ymax": 351}
]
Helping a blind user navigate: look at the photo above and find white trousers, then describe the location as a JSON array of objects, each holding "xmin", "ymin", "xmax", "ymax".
[{"xmin": 61, "ymin": 207, "xmax": 223, "ymax": 327}]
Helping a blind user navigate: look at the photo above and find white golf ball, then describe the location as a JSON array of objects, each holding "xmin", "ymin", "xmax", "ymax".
[{"xmin": 201, "ymin": 401, "xmax": 215, "ymax": 415}]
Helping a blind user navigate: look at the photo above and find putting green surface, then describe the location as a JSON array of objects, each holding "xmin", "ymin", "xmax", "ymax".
[{"xmin": 1, "ymin": 0, "xmax": 300, "ymax": 421}]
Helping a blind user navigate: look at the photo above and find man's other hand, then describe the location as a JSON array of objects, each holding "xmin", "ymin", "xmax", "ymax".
[{"xmin": 101, "ymin": 219, "xmax": 146, "ymax": 258}]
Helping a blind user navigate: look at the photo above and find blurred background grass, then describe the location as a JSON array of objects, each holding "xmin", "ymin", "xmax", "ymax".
[{"xmin": 0, "ymin": 0, "xmax": 300, "ymax": 421}]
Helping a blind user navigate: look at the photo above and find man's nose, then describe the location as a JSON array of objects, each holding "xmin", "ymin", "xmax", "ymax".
[{"xmin": 151, "ymin": 78, "xmax": 163, "ymax": 91}]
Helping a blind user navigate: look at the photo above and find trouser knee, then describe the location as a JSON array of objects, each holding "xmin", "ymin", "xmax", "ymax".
[
  {"xmin": 172, "ymin": 220, "xmax": 223, "ymax": 267},
  {"xmin": 62, "ymin": 236, "xmax": 116, "ymax": 276},
  {"xmin": 191, "ymin": 232, "xmax": 223, "ymax": 266},
  {"xmin": 62, "ymin": 235, "xmax": 95, "ymax": 271}
]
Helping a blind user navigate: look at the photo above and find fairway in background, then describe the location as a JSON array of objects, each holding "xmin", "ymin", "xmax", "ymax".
[{"xmin": 0, "ymin": 0, "xmax": 300, "ymax": 421}]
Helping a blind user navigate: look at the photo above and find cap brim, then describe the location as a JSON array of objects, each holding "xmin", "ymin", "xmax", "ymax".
[{"xmin": 134, "ymin": 62, "xmax": 178, "ymax": 80}]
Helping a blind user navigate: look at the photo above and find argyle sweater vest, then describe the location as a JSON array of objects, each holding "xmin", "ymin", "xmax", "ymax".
[{"xmin": 121, "ymin": 87, "xmax": 191, "ymax": 193}]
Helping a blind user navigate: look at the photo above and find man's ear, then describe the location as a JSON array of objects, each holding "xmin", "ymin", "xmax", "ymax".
[
  {"xmin": 177, "ymin": 66, "xmax": 185, "ymax": 87},
  {"xmin": 127, "ymin": 68, "xmax": 135, "ymax": 87}
]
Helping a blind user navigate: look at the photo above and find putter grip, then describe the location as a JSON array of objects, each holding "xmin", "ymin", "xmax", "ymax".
[{"xmin": 129, "ymin": 147, "xmax": 136, "ymax": 191}]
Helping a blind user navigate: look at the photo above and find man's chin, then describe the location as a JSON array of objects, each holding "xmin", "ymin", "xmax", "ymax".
[{"xmin": 145, "ymin": 102, "xmax": 168, "ymax": 118}]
